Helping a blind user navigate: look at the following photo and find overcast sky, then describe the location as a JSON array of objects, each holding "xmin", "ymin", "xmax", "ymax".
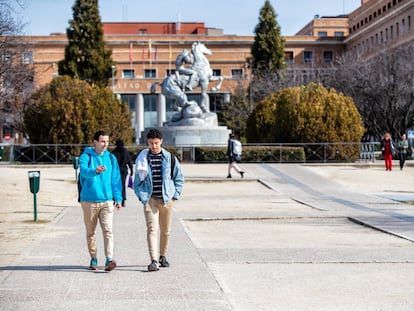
[{"xmin": 18, "ymin": 0, "xmax": 362, "ymax": 36}]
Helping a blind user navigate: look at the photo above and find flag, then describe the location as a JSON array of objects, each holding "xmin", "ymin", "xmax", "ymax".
[
  {"xmin": 142, "ymin": 48, "xmax": 145, "ymax": 61},
  {"xmin": 154, "ymin": 46, "xmax": 158, "ymax": 64},
  {"xmin": 148, "ymin": 40, "xmax": 152, "ymax": 59},
  {"xmin": 129, "ymin": 42, "xmax": 133, "ymax": 66}
]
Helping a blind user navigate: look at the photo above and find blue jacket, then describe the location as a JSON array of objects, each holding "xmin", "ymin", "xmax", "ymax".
[
  {"xmin": 79, "ymin": 147, "xmax": 122, "ymax": 203},
  {"xmin": 133, "ymin": 148, "xmax": 184, "ymax": 205}
]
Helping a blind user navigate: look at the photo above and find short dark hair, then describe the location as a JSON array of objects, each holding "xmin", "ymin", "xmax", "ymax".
[
  {"xmin": 115, "ymin": 139, "xmax": 124, "ymax": 147},
  {"xmin": 146, "ymin": 128, "xmax": 163, "ymax": 140},
  {"xmin": 94, "ymin": 130, "xmax": 109, "ymax": 141}
]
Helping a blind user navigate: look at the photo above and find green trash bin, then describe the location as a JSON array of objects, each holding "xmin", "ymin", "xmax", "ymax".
[
  {"xmin": 72, "ymin": 156, "xmax": 79, "ymax": 170},
  {"xmin": 28, "ymin": 171, "xmax": 40, "ymax": 194},
  {"xmin": 28, "ymin": 171, "xmax": 40, "ymax": 221},
  {"xmin": 72, "ymin": 156, "xmax": 80, "ymax": 180}
]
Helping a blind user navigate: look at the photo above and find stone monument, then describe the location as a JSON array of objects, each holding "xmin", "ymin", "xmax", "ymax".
[{"xmin": 147, "ymin": 41, "xmax": 230, "ymax": 146}]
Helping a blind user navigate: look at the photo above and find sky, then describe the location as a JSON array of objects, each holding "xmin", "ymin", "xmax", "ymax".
[{"xmin": 17, "ymin": 0, "xmax": 362, "ymax": 36}]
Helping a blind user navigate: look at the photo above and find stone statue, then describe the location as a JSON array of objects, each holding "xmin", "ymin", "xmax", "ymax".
[
  {"xmin": 175, "ymin": 49, "xmax": 196, "ymax": 91},
  {"xmin": 151, "ymin": 42, "xmax": 224, "ymax": 126}
]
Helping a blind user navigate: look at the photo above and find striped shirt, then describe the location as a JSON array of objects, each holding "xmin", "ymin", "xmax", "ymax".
[{"xmin": 148, "ymin": 152, "xmax": 163, "ymax": 198}]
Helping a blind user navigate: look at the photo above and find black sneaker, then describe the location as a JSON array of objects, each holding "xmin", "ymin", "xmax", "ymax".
[
  {"xmin": 148, "ymin": 260, "xmax": 159, "ymax": 272},
  {"xmin": 159, "ymin": 256, "xmax": 170, "ymax": 268}
]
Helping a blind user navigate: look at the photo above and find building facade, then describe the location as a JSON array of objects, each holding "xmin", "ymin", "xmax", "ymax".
[{"xmin": 1, "ymin": 0, "xmax": 413, "ymax": 143}]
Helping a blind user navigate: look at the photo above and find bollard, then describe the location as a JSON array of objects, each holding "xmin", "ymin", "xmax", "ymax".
[
  {"xmin": 72, "ymin": 156, "xmax": 80, "ymax": 181},
  {"xmin": 28, "ymin": 171, "xmax": 40, "ymax": 222}
]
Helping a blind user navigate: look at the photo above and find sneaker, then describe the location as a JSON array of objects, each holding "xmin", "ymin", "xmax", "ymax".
[
  {"xmin": 105, "ymin": 258, "xmax": 117, "ymax": 272},
  {"xmin": 159, "ymin": 256, "xmax": 170, "ymax": 268},
  {"xmin": 89, "ymin": 257, "xmax": 98, "ymax": 270},
  {"xmin": 148, "ymin": 260, "xmax": 159, "ymax": 272},
  {"xmin": 226, "ymin": 174, "xmax": 232, "ymax": 178},
  {"xmin": 240, "ymin": 171, "xmax": 244, "ymax": 179}
]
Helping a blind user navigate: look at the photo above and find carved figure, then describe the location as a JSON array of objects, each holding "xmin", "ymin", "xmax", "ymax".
[
  {"xmin": 175, "ymin": 49, "xmax": 196, "ymax": 91},
  {"xmin": 151, "ymin": 42, "xmax": 224, "ymax": 126}
]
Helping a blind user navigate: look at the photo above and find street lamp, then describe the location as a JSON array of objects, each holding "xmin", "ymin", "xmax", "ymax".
[{"xmin": 111, "ymin": 65, "xmax": 115, "ymax": 92}]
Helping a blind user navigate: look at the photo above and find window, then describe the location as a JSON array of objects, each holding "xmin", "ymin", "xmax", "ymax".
[
  {"xmin": 303, "ymin": 51, "xmax": 313, "ymax": 63},
  {"xmin": 231, "ymin": 69, "xmax": 243, "ymax": 78},
  {"xmin": 396, "ymin": 22, "xmax": 399, "ymax": 36},
  {"xmin": 402, "ymin": 18, "xmax": 405, "ymax": 34},
  {"xmin": 144, "ymin": 69, "xmax": 156, "ymax": 78},
  {"xmin": 138, "ymin": 28, "xmax": 147, "ymax": 35},
  {"xmin": 284, "ymin": 51, "xmax": 294, "ymax": 64},
  {"xmin": 318, "ymin": 31, "xmax": 327, "ymax": 37},
  {"xmin": 408, "ymin": 16, "xmax": 411, "ymax": 32},
  {"xmin": 323, "ymin": 51, "xmax": 333, "ymax": 63},
  {"xmin": 2, "ymin": 50, "xmax": 12, "ymax": 62},
  {"xmin": 212, "ymin": 69, "xmax": 221, "ymax": 76},
  {"xmin": 22, "ymin": 51, "xmax": 33, "ymax": 64},
  {"xmin": 166, "ymin": 69, "xmax": 176, "ymax": 77},
  {"xmin": 123, "ymin": 69, "xmax": 135, "ymax": 79},
  {"xmin": 390, "ymin": 25, "xmax": 394, "ymax": 40},
  {"xmin": 334, "ymin": 31, "xmax": 344, "ymax": 37}
]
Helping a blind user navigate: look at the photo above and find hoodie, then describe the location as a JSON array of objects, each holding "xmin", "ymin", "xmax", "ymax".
[{"xmin": 79, "ymin": 147, "xmax": 122, "ymax": 203}]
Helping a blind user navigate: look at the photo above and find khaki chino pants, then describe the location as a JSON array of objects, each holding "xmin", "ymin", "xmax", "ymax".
[
  {"xmin": 81, "ymin": 201, "xmax": 114, "ymax": 259},
  {"xmin": 144, "ymin": 197, "xmax": 173, "ymax": 261}
]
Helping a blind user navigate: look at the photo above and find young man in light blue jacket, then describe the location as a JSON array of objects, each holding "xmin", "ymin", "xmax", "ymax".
[
  {"xmin": 134, "ymin": 128, "xmax": 184, "ymax": 272},
  {"xmin": 79, "ymin": 130, "xmax": 122, "ymax": 272}
]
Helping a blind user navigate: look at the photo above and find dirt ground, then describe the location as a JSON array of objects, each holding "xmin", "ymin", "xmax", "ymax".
[{"xmin": 0, "ymin": 165, "xmax": 78, "ymax": 266}]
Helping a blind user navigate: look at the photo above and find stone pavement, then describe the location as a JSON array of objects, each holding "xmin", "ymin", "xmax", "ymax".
[{"xmin": 0, "ymin": 161, "xmax": 414, "ymax": 310}]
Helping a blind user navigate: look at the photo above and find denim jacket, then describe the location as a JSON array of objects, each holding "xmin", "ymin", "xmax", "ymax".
[{"xmin": 133, "ymin": 148, "xmax": 184, "ymax": 205}]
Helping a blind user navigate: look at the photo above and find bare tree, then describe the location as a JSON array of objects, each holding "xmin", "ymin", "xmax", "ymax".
[
  {"xmin": 0, "ymin": 0, "xmax": 34, "ymax": 142},
  {"xmin": 329, "ymin": 44, "xmax": 414, "ymax": 140}
]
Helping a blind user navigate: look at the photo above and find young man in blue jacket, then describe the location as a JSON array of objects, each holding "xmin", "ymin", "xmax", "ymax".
[
  {"xmin": 134, "ymin": 128, "xmax": 184, "ymax": 272},
  {"xmin": 79, "ymin": 130, "xmax": 122, "ymax": 271}
]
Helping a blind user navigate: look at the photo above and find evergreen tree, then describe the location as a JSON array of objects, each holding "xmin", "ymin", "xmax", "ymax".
[
  {"xmin": 250, "ymin": 0, "xmax": 285, "ymax": 76},
  {"xmin": 58, "ymin": 0, "xmax": 113, "ymax": 87}
]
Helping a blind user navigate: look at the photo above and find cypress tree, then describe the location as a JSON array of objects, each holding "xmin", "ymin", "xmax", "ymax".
[
  {"xmin": 58, "ymin": 0, "xmax": 114, "ymax": 88},
  {"xmin": 250, "ymin": 0, "xmax": 285, "ymax": 76}
]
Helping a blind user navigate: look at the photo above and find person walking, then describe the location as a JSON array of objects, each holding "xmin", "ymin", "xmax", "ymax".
[
  {"xmin": 226, "ymin": 133, "xmax": 244, "ymax": 178},
  {"xmin": 133, "ymin": 128, "xmax": 184, "ymax": 272},
  {"xmin": 79, "ymin": 130, "xmax": 123, "ymax": 271},
  {"xmin": 397, "ymin": 133, "xmax": 409, "ymax": 170},
  {"xmin": 112, "ymin": 139, "xmax": 133, "ymax": 206},
  {"xmin": 380, "ymin": 133, "xmax": 395, "ymax": 171}
]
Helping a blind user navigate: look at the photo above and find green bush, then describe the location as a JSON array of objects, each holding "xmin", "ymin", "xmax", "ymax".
[
  {"xmin": 246, "ymin": 83, "xmax": 365, "ymax": 161},
  {"xmin": 23, "ymin": 76, "xmax": 134, "ymax": 145}
]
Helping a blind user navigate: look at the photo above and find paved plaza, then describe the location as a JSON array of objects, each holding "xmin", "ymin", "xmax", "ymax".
[{"xmin": 1, "ymin": 161, "xmax": 414, "ymax": 310}]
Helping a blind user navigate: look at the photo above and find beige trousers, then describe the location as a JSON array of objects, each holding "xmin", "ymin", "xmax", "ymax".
[
  {"xmin": 144, "ymin": 197, "xmax": 174, "ymax": 261},
  {"xmin": 81, "ymin": 201, "xmax": 114, "ymax": 259}
]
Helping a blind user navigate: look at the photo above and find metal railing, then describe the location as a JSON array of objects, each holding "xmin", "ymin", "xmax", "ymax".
[{"xmin": 0, "ymin": 142, "xmax": 381, "ymax": 164}]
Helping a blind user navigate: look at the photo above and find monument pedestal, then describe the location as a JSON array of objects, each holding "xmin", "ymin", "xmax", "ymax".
[{"xmin": 141, "ymin": 126, "xmax": 230, "ymax": 147}]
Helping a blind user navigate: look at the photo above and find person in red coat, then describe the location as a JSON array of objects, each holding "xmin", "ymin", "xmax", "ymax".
[{"xmin": 380, "ymin": 133, "xmax": 395, "ymax": 171}]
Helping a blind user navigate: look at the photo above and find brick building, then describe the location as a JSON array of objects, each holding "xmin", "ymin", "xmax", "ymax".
[{"xmin": 1, "ymin": 0, "xmax": 413, "ymax": 143}]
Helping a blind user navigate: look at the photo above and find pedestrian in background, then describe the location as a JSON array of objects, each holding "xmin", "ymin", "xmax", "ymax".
[
  {"xmin": 79, "ymin": 130, "xmax": 122, "ymax": 271},
  {"xmin": 380, "ymin": 133, "xmax": 395, "ymax": 171},
  {"xmin": 397, "ymin": 133, "xmax": 409, "ymax": 170},
  {"xmin": 134, "ymin": 128, "xmax": 184, "ymax": 272},
  {"xmin": 112, "ymin": 139, "xmax": 133, "ymax": 206},
  {"xmin": 226, "ymin": 133, "xmax": 244, "ymax": 178}
]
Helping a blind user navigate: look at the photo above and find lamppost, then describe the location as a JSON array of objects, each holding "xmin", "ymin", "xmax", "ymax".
[{"xmin": 111, "ymin": 65, "xmax": 115, "ymax": 92}]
